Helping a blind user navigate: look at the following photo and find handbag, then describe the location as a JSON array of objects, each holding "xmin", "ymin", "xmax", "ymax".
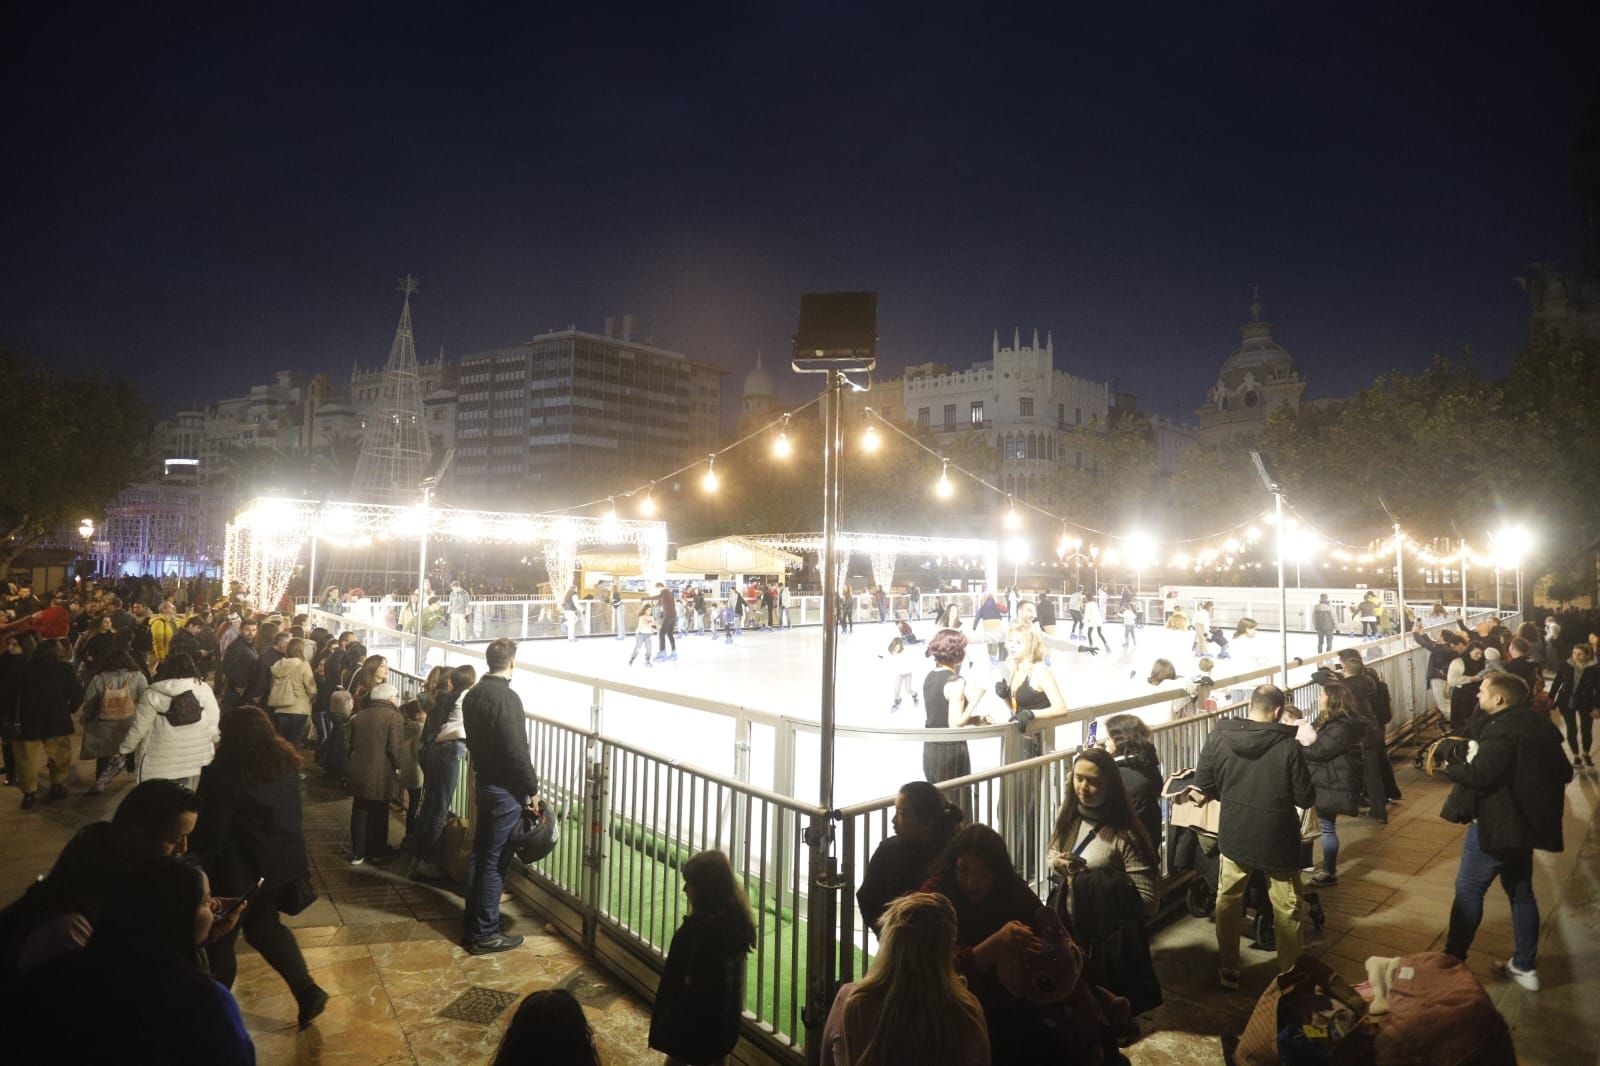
[
  {"xmin": 1234, "ymin": 954, "xmax": 1375, "ymax": 1066},
  {"xmin": 278, "ymin": 873, "xmax": 318, "ymax": 916}
]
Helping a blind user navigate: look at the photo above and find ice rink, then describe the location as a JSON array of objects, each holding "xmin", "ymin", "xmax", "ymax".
[{"xmin": 417, "ymin": 616, "xmax": 1339, "ymax": 809}]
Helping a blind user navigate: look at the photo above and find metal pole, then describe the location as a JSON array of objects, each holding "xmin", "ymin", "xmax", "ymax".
[
  {"xmin": 1515, "ymin": 564, "xmax": 1522, "ymax": 615},
  {"xmin": 1461, "ymin": 542, "xmax": 1469, "ymax": 618},
  {"xmin": 1393, "ymin": 521, "xmax": 1404, "ymax": 636},
  {"xmin": 1495, "ymin": 568, "xmax": 1502, "ymax": 614},
  {"xmin": 1276, "ymin": 491, "xmax": 1288, "ymax": 688},
  {"xmin": 818, "ymin": 369, "xmax": 840, "ymax": 813},
  {"xmin": 415, "ymin": 485, "xmax": 431, "ymax": 674},
  {"xmin": 806, "ymin": 370, "xmax": 843, "ymax": 1064}
]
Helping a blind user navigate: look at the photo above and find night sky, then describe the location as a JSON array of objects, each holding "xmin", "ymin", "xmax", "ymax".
[{"xmin": 4, "ymin": 6, "xmax": 1596, "ymax": 427}]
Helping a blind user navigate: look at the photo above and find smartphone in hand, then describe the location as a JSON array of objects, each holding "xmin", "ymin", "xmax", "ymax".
[{"xmin": 218, "ymin": 876, "xmax": 266, "ymax": 920}]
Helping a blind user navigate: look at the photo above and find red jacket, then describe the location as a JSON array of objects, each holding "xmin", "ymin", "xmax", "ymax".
[{"xmin": 24, "ymin": 604, "xmax": 71, "ymax": 641}]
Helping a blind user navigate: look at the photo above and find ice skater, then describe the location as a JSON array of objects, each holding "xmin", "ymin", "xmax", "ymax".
[
  {"xmin": 883, "ymin": 637, "xmax": 918, "ymax": 711},
  {"xmin": 1121, "ymin": 602, "xmax": 1138, "ymax": 649},
  {"xmin": 719, "ymin": 600, "xmax": 738, "ymax": 644},
  {"xmin": 628, "ymin": 609, "xmax": 658, "ymax": 667},
  {"xmin": 1083, "ymin": 595, "xmax": 1110, "ymax": 652}
]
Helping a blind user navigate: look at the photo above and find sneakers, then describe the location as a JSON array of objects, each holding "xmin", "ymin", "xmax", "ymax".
[
  {"xmin": 348, "ymin": 856, "xmax": 366, "ymax": 866},
  {"xmin": 891, "ymin": 700, "xmax": 901, "ymax": 711},
  {"xmin": 1218, "ymin": 968, "xmax": 1240, "ymax": 990},
  {"xmin": 1586, "ymin": 754, "xmax": 1595, "ymax": 768},
  {"xmin": 20, "ymin": 792, "xmax": 36, "ymax": 811},
  {"xmin": 1309, "ymin": 871, "xmax": 1338, "ymax": 887},
  {"xmin": 466, "ymin": 932, "xmax": 524, "ymax": 955},
  {"xmin": 1492, "ymin": 959, "xmax": 1540, "ymax": 992}
]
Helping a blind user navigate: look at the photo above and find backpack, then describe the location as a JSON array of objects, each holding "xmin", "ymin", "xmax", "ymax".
[
  {"xmin": 100, "ymin": 678, "xmax": 136, "ymax": 721},
  {"xmin": 1372, "ymin": 677, "xmax": 1394, "ymax": 726},
  {"xmin": 163, "ymin": 688, "xmax": 203, "ymax": 727}
]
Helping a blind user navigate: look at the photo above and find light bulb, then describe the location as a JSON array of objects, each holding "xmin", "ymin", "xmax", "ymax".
[
  {"xmin": 935, "ymin": 461, "xmax": 953, "ymax": 499},
  {"xmin": 639, "ymin": 490, "xmax": 657, "ymax": 517},
  {"xmin": 1004, "ymin": 506, "xmax": 1021, "ymax": 531},
  {"xmin": 702, "ymin": 459, "xmax": 719, "ymax": 493},
  {"xmin": 862, "ymin": 423, "xmax": 880, "ymax": 452},
  {"xmin": 773, "ymin": 431, "xmax": 791, "ymax": 458},
  {"xmin": 602, "ymin": 498, "xmax": 618, "ymax": 530}
]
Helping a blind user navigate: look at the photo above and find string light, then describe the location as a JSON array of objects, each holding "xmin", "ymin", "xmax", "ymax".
[
  {"xmin": 1003, "ymin": 495, "xmax": 1021, "ymax": 531},
  {"xmin": 935, "ymin": 459, "xmax": 954, "ymax": 499},
  {"xmin": 702, "ymin": 455, "xmax": 719, "ymax": 493},
  {"xmin": 639, "ymin": 483, "xmax": 657, "ymax": 517},
  {"xmin": 602, "ymin": 497, "xmax": 618, "ymax": 532},
  {"xmin": 773, "ymin": 414, "xmax": 792, "ymax": 458},
  {"xmin": 861, "ymin": 421, "xmax": 880, "ymax": 453}
]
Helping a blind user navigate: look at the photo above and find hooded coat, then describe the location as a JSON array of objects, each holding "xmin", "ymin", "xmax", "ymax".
[
  {"xmin": 267, "ymin": 655, "xmax": 316, "ymax": 716},
  {"xmin": 118, "ymin": 677, "xmax": 221, "ymax": 782},
  {"xmin": 1193, "ymin": 718, "xmax": 1315, "ymax": 871}
]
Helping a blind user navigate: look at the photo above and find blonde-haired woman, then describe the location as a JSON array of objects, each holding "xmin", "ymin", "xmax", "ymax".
[
  {"xmin": 820, "ymin": 892, "xmax": 990, "ymax": 1066},
  {"xmin": 997, "ymin": 623, "xmax": 1068, "ymax": 744}
]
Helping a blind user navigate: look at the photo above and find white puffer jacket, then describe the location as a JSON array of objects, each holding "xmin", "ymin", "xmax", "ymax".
[{"xmin": 118, "ymin": 677, "xmax": 222, "ymax": 783}]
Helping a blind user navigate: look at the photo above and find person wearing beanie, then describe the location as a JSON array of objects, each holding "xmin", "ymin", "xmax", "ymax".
[{"xmin": 345, "ymin": 682, "xmax": 403, "ymax": 865}]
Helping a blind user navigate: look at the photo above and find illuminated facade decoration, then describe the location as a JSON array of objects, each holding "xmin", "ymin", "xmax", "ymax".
[
  {"xmin": 1196, "ymin": 292, "xmax": 1306, "ymax": 448},
  {"xmin": 742, "ymin": 531, "xmax": 1000, "ymax": 592}
]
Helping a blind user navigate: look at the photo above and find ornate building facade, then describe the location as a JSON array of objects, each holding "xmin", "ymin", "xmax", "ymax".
[{"xmin": 1196, "ymin": 294, "xmax": 1306, "ymax": 448}]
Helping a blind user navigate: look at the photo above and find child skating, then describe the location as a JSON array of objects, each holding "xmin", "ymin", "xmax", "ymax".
[
  {"xmin": 881, "ymin": 637, "xmax": 918, "ymax": 711},
  {"xmin": 629, "ymin": 609, "xmax": 658, "ymax": 667}
]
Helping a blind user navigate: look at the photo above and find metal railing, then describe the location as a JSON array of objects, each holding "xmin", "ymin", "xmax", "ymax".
[{"xmin": 345, "ymin": 605, "xmax": 1515, "ymax": 1064}]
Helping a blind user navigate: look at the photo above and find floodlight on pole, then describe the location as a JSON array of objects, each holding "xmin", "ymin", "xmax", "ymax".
[{"xmin": 1250, "ymin": 450, "xmax": 1290, "ymax": 688}]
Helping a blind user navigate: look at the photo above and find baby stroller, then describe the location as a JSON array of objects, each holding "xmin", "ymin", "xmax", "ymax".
[{"xmin": 1163, "ymin": 769, "xmax": 1325, "ymax": 952}]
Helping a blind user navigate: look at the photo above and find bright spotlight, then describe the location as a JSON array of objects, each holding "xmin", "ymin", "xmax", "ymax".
[
  {"xmin": 861, "ymin": 423, "xmax": 881, "ymax": 453},
  {"xmin": 702, "ymin": 457, "xmax": 719, "ymax": 493},
  {"xmin": 639, "ymin": 491, "xmax": 657, "ymax": 517},
  {"xmin": 1003, "ymin": 496, "xmax": 1021, "ymax": 531},
  {"xmin": 935, "ymin": 459, "xmax": 953, "ymax": 499},
  {"xmin": 773, "ymin": 431, "xmax": 792, "ymax": 458}
]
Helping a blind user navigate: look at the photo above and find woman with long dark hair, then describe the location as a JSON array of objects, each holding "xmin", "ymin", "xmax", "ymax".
[
  {"xmin": 494, "ymin": 988, "xmax": 602, "ymax": 1066},
  {"xmin": 821, "ymin": 893, "xmax": 989, "ymax": 1066},
  {"xmin": 5, "ymin": 858, "xmax": 256, "ymax": 1064},
  {"xmin": 1102, "ymin": 713, "xmax": 1163, "ymax": 849},
  {"xmin": 856, "ymin": 780, "xmax": 966, "ymax": 932},
  {"xmin": 649, "ymin": 850, "xmax": 757, "ymax": 1066},
  {"xmin": 192, "ymin": 705, "xmax": 328, "ymax": 1029}
]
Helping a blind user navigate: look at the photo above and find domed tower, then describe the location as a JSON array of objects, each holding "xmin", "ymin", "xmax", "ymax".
[
  {"xmin": 738, "ymin": 349, "xmax": 780, "ymax": 435},
  {"xmin": 1196, "ymin": 290, "xmax": 1306, "ymax": 447}
]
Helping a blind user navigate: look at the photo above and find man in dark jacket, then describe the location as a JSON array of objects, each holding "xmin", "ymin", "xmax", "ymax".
[
  {"xmin": 219, "ymin": 618, "xmax": 259, "ymax": 710},
  {"xmin": 1194, "ymin": 683, "xmax": 1316, "ymax": 987},
  {"xmin": 249, "ymin": 631, "xmax": 288, "ymax": 707},
  {"xmin": 460, "ymin": 638, "xmax": 539, "ymax": 955},
  {"xmin": 1438, "ymin": 672, "xmax": 1570, "ymax": 991},
  {"xmin": 1336, "ymin": 649, "xmax": 1401, "ymax": 821}
]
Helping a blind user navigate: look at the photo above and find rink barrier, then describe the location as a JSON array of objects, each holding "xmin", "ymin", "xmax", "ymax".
[{"xmin": 363, "ymin": 607, "xmax": 1515, "ymax": 1063}]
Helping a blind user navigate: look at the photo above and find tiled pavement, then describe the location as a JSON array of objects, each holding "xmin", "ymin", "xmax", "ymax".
[{"xmin": 4, "ymin": 729, "xmax": 1598, "ymax": 1064}]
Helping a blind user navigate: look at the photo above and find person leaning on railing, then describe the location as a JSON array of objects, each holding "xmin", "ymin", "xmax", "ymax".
[{"xmin": 856, "ymin": 781, "xmax": 965, "ymax": 933}]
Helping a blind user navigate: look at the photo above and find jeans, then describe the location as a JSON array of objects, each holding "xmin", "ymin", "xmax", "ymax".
[
  {"xmin": 1446, "ymin": 823, "xmax": 1539, "ymax": 970},
  {"xmin": 1317, "ymin": 813, "xmax": 1340, "ymax": 874},
  {"xmin": 1087, "ymin": 625, "xmax": 1109, "ymax": 651},
  {"xmin": 464, "ymin": 785, "xmax": 524, "ymax": 943},
  {"xmin": 273, "ymin": 712, "xmax": 309, "ymax": 749},
  {"xmin": 1317, "ymin": 632, "xmax": 1335, "ymax": 653},
  {"xmin": 414, "ymin": 740, "xmax": 464, "ymax": 864},
  {"xmin": 630, "ymin": 632, "xmax": 654, "ymax": 663},
  {"xmin": 658, "ymin": 619, "xmax": 677, "ymax": 654},
  {"xmin": 207, "ymin": 882, "xmax": 315, "ymax": 997},
  {"xmin": 1561, "ymin": 706, "xmax": 1594, "ymax": 756},
  {"xmin": 1216, "ymin": 854, "xmax": 1305, "ymax": 973},
  {"xmin": 350, "ymin": 797, "xmax": 392, "ymax": 858},
  {"xmin": 1123, "ymin": 623, "xmax": 1136, "ymax": 649}
]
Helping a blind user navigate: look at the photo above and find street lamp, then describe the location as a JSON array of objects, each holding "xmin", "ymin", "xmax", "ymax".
[
  {"xmin": 78, "ymin": 518, "xmax": 95, "ymax": 575},
  {"xmin": 1123, "ymin": 532, "xmax": 1155, "ymax": 600},
  {"xmin": 1492, "ymin": 525, "xmax": 1532, "ymax": 614}
]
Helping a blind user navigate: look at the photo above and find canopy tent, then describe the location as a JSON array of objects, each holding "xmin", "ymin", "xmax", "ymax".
[
  {"xmin": 223, "ymin": 496, "xmax": 668, "ymax": 609},
  {"xmin": 674, "ymin": 536, "xmax": 804, "ymax": 576},
  {"xmin": 740, "ymin": 531, "xmax": 1000, "ymax": 592}
]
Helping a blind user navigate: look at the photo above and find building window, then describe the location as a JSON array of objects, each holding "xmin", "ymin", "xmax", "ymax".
[
  {"xmin": 970, "ymin": 401, "xmax": 984, "ymax": 424},
  {"xmin": 1020, "ymin": 397, "xmax": 1033, "ymax": 417},
  {"xmin": 918, "ymin": 407, "xmax": 930, "ymax": 427},
  {"xmin": 1058, "ymin": 403, "xmax": 1064, "ymax": 425},
  {"xmin": 943, "ymin": 404, "xmax": 956, "ymax": 429},
  {"xmin": 1075, "ymin": 407, "xmax": 1082, "ymax": 425}
]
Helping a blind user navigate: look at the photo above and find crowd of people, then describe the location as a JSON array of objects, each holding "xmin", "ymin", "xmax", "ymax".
[{"xmin": 1, "ymin": 573, "xmax": 1592, "ymax": 1063}]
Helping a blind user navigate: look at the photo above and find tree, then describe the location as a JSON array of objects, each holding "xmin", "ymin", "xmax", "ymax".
[{"xmin": 0, "ymin": 352, "xmax": 152, "ymax": 574}]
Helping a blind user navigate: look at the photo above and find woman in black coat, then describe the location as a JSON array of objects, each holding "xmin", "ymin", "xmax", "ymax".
[
  {"xmin": 649, "ymin": 850, "xmax": 755, "ymax": 1066},
  {"xmin": 1103, "ymin": 713, "xmax": 1164, "ymax": 850},
  {"xmin": 1300, "ymin": 681, "xmax": 1365, "ymax": 887},
  {"xmin": 5, "ymin": 640, "xmax": 83, "ymax": 809},
  {"xmin": 192, "ymin": 706, "xmax": 328, "ymax": 1030}
]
